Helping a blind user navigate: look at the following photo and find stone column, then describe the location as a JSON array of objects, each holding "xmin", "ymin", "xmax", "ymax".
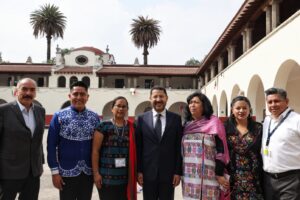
[
  {"xmin": 198, "ymin": 76, "xmax": 203, "ymax": 89},
  {"xmin": 43, "ymin": 77, "xmax": 48, "ymax": 87},
  {"xmin": 242, "ymin": 30, "xmax": 247, "ymax": 53},
  {"xmin": 218, "ymin": 56, "xmax": 224, "ymax": 72},
  {"xmin": 127, "ymin": 77, "xmax": 131, "ymax": 88},
  {"xmin": 192, "ymin": 78, "xmax": 197, "ymax": 89},
  {"xmin": 165, "ymin": 77, "xmax": 170, "ymax": 88},
  {"xmin": 10, "ymin": 76, "xmax": 15, "ymax": 86},
  {"xmin": 265, "ymin": 5, "xmax": 272, "ymax": 34},
  {"xmin": 159, "ymin": 77, "xmax": 164, "ymax": 87},
  {"xmin": 101, "ymin": 76, "xmax": 105, "ymax": 88},
  {"xmin": 210, "ymin": 65, "xmax": 215, "ymax": 79},
  {"xmin": 227, "ymin": 45, "xmax": 235, "ymax": 65},
  {"xmin": 133, "ymin": 77, "xmax": 137, "ymax": 87},
  {"xmin": 271, "ymin": 0, "xmax": 280, "ymax": 30},
  {"xmin": 242, "ymin": 27, "xmax": 253, "ymax": 52},
  {"xmin": 204, "ymin": 71, "xmax": 209, "ymax": 84}
]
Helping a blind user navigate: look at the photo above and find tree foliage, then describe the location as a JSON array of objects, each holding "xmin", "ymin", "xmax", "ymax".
[
  {"xmin": 130, "ymin": 16, "xmax": 161, "ymax": 65},
  {"xmin": 30, "ymin": 4, "xmax": 66, "ymax": 63},
  {"xmin": 185, "ymin": 57, "xmax": 201, "ymax": 66}
]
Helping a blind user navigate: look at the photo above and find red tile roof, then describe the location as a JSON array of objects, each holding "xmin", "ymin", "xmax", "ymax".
[
  {"xmin": 97, "ymin": 64, "xmax": 198, "ymax": 76},
  {"xmin": 0, "ymin": 63, "xmax": 51, "ymax": 74},
  {"xmin": 54, "ymin": 66, "xmax": 93, "ymax": 74},
  {"xmin": 72, "ymin": 47, "xmax": 104, "ymax": 55}
]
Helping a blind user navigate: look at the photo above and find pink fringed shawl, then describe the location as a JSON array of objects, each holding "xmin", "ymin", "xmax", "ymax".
[{"xmin": 183, "ymin": 115, "xmax": 230, "ymax": 165}]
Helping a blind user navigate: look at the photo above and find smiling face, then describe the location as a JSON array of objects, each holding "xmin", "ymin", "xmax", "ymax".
[
  {"xmin": 150, "ymin": 89, "xmax": 168, "ymax": 113},
  {"xmin": 188, "ymin": 96, "xmax": 204, "ymax": 120},
  {"xmin": 15, "ymin": 78, "xmax": 37, "ymax": 110},
  {"xmin": 266, "ymin": 94, "xmax": 288, "ymax": 119},
  {"xmin": 231, "ymin": 100, "xmax": 250, "ymax": 121},
  {"xmin": 68, "ymin": 86, "xmax": 89, "ymax": 112},
  {"xmin": 112, "ymin": 98, "xmax": 128, "ymax": 120}
]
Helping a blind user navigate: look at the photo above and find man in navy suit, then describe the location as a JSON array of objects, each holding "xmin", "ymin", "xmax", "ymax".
[{"xmin": 136, "ymin": 86, "xmax": 183, "ymax": 200}]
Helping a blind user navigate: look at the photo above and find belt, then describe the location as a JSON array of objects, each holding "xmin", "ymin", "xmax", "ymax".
[{"xmin": 265, "ymin": 169, "xmax": 300, "ymax": 179}]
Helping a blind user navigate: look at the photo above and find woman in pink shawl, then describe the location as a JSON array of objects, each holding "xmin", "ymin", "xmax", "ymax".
[{"xmin": 182, "ymin": 92, "xmax": 230, "ymax": 200}]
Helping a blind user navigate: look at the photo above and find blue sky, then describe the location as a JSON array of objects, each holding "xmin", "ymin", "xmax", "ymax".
[{"xmin": 0, "ymin": 0, "xmax": 244, "ymax": 64}]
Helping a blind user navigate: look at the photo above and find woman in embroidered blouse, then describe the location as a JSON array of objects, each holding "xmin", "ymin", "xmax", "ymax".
[
  {"xmin": 182, "ymin": 92, "xmax": 230, "ymax": 200},
  {"xmin": 92, "ymin": 96, "xmax": 137, "ymax": 200},
  {"xmin": 223, "ymin": 96, "xmax": 264, "ymax": 199}
]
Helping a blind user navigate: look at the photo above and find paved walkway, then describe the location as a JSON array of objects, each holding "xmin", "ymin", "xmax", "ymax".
[{"xmin": 39, "ymin": 131, "xmax": 182, "ymax": 199}]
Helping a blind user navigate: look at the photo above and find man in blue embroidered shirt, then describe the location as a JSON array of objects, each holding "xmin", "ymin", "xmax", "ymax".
[{"xmin": 47, "ymin": 81, "xmax": 100, "ymax": 200}]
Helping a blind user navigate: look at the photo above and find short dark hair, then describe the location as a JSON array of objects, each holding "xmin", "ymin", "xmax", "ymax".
[
  {"xmin": 265, "ymin": 87, "xmax": 287, "ymax": 99},
  {"xmin": 70, "ymin": 81, "xmax": 88, "ymax": 91},
  {"xmin": 184, "ymin": 92, "xmax": 213, "ymax": 122},
  {"xmin": 111, "ymin": 96, "xmax": 128, "ymax": 109},
  {"xmin": 150, "ymin": 86, "xmax": 167, "ymax": 96}
]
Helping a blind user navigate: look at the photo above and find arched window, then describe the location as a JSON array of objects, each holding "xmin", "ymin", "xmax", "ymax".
[
  {"xmin": 58, "ymin": 76, "xmax": 66, "ymax": 88},
  {"xmin": 82, "ymin": 76, "xmax": 90, "ymax": 87},
  {"xmin": 69, "ymin": 76, "xmax": 78, "ymax": 87}
]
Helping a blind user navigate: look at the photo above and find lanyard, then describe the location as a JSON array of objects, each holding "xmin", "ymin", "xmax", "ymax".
[{"xmin": 266, "ymin": 109, "xmax": 292, "ymax": 146}]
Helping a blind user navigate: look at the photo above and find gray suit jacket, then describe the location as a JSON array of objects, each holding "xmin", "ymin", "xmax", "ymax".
[{"xmin": 0, "ymin": 101, "xmax": 45, "ymax": 179}]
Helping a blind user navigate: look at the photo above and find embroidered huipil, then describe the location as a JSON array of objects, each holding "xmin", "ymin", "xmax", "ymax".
[
  {"xmin": 47, "ymin": 106, "xmax": 100, "ymax": 177},
  {"xmin": 182, "ymin": 133, "xmax": 220, "ymax": 200}
]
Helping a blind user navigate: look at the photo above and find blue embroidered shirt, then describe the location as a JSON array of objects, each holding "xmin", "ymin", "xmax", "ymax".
[{"xmin": 47, "ymin": 106, "xmax": 100, "ymax": 177}]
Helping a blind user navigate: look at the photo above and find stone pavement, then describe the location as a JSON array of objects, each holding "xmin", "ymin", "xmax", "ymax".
[{"xmin": 39, "ymin": 131, "xmax": 182, "ymax": 199}]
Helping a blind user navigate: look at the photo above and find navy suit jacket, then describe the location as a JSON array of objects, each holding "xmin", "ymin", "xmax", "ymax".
[
  {"xmin": 136, "ymin": 110, "xmax": 183, "ymax": 182},
  {"xmin": 0, "ymin": 101, "xmax": 45, "ymax": 179}
]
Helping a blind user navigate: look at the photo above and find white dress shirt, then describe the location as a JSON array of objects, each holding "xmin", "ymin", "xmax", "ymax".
[
  {"xmin": 152, "ymin": 109, "xmax": 166, "ymax": 137},
  {"xmin": 17, "ymin": 100, "xmax": 36, "ymax": 136},
  {"xmin": 262, "ymin": 107, "xmax": 300, "ymax": 173}
]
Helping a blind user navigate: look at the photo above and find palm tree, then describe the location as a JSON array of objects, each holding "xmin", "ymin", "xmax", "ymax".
[
  {"xmin": 130, "ymin": 16, "xmax": 161, "ymax": 65},
  {"xmin": 30, "ymin": 4, "xmax": 66, "ymax": 63}
]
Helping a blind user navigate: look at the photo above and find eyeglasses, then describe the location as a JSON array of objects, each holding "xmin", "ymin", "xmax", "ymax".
[{"xmin": 114, "ymin": 105, "xmax": 128, "ymax": 109}]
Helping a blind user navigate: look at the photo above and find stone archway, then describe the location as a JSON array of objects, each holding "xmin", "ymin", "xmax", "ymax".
[
  {"xmin": 0, "ymin": 99, "xmax": 7, "ymax": 105},
  {"xmin": 219, "ymin": 91, "xmax": 228, "ymax": 117},
  {"xmin": 102, "ymin": 101, "xmax": 113, "ymax": 121},
  {"xmin": 231, "ymin": 84, "xmax": 241, "ymax": 101},
  {"xmin": 247, "ymin": 75, "xmax": 265, "ymax": 122},
  {"xmin": 61, "ymin": 100, "xmax": 71, "ymax": 110},
  {"xmin": 212, "ymin": 95, "xmax": 218, "ymax": 116},
  {"xmin": 168, "ymin": 101, "xmax": 187, "ymax": 121},
  {"xmin": 274, "ymin": 59, "xmax": 300, "ymax": 112},
  {"xmin": 135, "ymin": 101, "xmax": 152, "ymax": 118}
]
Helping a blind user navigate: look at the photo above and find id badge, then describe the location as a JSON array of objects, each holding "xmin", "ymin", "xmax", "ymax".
[
  {"xmin": 115, "ymin": 158, "xmax": 126, "ymax": 168},
  {"xmin": 263, "ymin": 147, "xmax": 269, "ymax": 156}
]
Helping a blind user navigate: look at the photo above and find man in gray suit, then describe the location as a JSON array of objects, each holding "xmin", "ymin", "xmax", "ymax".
[{"xmin": 0, "ymin": 78, "xmax": 45, "ymax": 200}]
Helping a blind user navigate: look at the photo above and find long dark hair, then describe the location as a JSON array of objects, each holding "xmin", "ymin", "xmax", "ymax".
[{"xmin": 184, "ymin": 92, "xmax": 213, "ymax": 123}]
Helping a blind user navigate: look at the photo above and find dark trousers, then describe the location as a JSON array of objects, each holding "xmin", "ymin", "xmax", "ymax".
[
  {"xmin": 264, "ymin": 171, "xmax": 300, "ymax": 200},
  {"xmin": 59, "ymin": 173, "xmax": 93, "ymax": 200},
  {"xmin": 98, "ymin": 184, "xmax": 127, "ymax": 200},
  {"xmin": 143, "ymin": 180, "xmax": 174, "ymax": 200},
  {"xmin": 0, "ymin": 174, "xmax": 40, "ymax": 200}
]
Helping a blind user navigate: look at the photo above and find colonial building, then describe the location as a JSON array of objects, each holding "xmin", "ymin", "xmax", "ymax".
[
  {"xmin": 198, "ymin": 0, "xmax": 300, "ymax": 122},
  {"xmin": 1, "ymin": 0, "xmax": 299, "ymax": 124},
  {"xmin": 0, "ymin": 46, "xmax": 198, "ymax": 124}
]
